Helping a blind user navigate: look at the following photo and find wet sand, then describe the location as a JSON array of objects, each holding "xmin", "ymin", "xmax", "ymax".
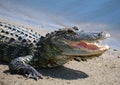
[{"xmin": 0, "ymin": 19, "xmax": 120, "ymax": 85}]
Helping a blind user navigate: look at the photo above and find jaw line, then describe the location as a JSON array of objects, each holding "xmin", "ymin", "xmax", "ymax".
[
  {"xmin": 62, "ymin": 45, "xmax": 109, "ymax": 56},
  {"xmin": 66, "ymin": 40, "xmax": 109, "ymax": 52}
]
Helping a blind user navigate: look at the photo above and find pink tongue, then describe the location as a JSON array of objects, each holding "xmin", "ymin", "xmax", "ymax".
[{"xmin": 68, "ymin": 42, "xmax": 99, "ymax": 50}]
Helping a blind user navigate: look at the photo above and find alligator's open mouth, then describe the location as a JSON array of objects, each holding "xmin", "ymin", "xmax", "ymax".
[{"xmin": 67, "ymin": 41, "xmax": 109, "ymax": 51}]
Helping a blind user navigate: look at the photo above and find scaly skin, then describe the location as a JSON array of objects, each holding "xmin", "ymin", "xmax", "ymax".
[{"xmin": 0, "ymin": 22, "xmax": 110, "ymax": 80}]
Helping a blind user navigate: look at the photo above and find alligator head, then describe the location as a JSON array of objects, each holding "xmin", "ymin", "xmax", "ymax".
[{"xmin": 38, "ymin": 26, "xmax": 110, "ymax": 64}]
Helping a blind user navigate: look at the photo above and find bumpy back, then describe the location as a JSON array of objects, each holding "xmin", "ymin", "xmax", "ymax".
[{"xmin": 0, "ymin": 22, "xmax": 41, "ymax": 45}]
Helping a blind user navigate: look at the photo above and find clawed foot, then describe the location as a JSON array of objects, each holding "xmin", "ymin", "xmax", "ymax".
[
  {"xmin": 25, "ymin": 65, "xmax": 43, "ymax": 80},
  {"xmin": 26, "ymin": 73, "xmax": 43, "ymax": 80},
  {"xmin": 9, "ymin": 57, "xmax": 43, "ymax": 80}
]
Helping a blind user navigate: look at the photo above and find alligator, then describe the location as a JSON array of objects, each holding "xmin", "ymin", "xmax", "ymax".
[{"xmin": 0, "ymin": 22, "xmax": 110, "ymax": 80}]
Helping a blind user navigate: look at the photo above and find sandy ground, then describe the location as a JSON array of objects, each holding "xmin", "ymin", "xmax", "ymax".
[
  {"xmin": 0, "ymin": 19, "xmax": 120, "ymax": 85},
  {"xmin": 0, "ymin": 49, "xmax": 120, "ymax": 85}
]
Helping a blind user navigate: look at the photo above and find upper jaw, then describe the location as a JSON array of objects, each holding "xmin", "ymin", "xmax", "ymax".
[
  {"xmin": 76, "ymin": 31, "xmax": 111, "ymax": 41},
  {"xmin": 64, "ymin": 31, "xmax": 110, "ymax": 52}
]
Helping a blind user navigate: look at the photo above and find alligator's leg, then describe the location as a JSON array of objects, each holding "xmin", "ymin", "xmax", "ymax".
[{"xmin": 9, "ymin": 55, "xmax": 43, "ymax": 80}]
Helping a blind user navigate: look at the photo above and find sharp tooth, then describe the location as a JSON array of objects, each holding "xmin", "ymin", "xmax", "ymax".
[
  {"xmin": 93, "ymin": 42, "xmax": 99, "ymax": 46},
  {"xmin": 99, "ymin": 44, "xmax": 109, "ymax": 50}
]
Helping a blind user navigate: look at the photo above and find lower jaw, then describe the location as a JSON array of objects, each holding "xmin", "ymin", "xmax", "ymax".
[
  {"xmin": 63, "ymin": 51, "xmax": 105, "ymax": 57},
  {"xmin": 83, "ymin": 45, "xmax": 109, "ymax": 52},
  {"xmin": 67, "ymin": 41, "xmax": 109, "ymax": 52},
  {"xmin": 62, "ymin": 46, "xmax": 109, "ymax": 57}
]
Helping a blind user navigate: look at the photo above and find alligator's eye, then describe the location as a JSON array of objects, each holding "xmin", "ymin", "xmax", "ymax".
[
  {"xmin": 98, "ymin": 32, "xmax": 103, "ymax": 36},
  {"xmin": 98, "ymin": 33, "xmax": 101, "ymax": 36},
  {"xmin": 67, "ymin": 29, "xmax": 76, "ymax": 34}
]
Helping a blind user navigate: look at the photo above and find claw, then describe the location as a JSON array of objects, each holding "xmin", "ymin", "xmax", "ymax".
[
  {"xmin": 25, "ymin": 67, "xmax": 43, "ymax": 80},
  {"xmin": 26, "ymin": 72, "xmax": 43, "ymax": 80},
  {"xmin": 38, "ymin": 73, "xmax": 43, "ymax": 79}
]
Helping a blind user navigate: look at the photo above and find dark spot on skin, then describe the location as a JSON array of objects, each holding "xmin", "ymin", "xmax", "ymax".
[
  {"xmin": 1, "ymin": 30, "xmax": 5, "ymax": 33},
  {"xmin": 22, "ymin": 26, "xmax": 24, "ymax": 28},
  {"xmin": 22, "ymin": 39, "xmax": 26, "ymax": 43},
  {"xmin": 35, "ymin": 32, "xmax": 37, "ymax": 34},
  {"xmin": 0, "ymin": 24, "xmax": 3, "ymax": 26},
  {"xmin": 46, "ymin": 33, "xmax": 50, "ymax": 37},
  {"xmin": 18, "ymin": 37, "xmax": 22, "ymax": 40},
  {"xmin": 5, "ymin": 37, "xmax": 9, "ymax": 39},
  {"xmin": 33, "ymin": 34, "xmax": 36, "ymax": 37},
  {"xmin": 29, "ymin": 36, "xmax": 32, "ymax": 38},
  {"xmin": 28, "ymin": 39, "xmax": 31, "ymax": 42},
  {"xmin": 51, "ymin": 32, "xmax": 54, "ymax": 34},
  {"xmin": 5, "ymin": 25, "xmax": 8, "ymax": 28},
  {"xmin": 25, "ymin": 34, "xmax": 28, "ymax": 36},
  {"xmin": 12, "ymin": 25, "xmax": 15, "ymax": 27},
  {"xmin": 5, "ymin": 31, "xmax": 9, "ymax": 34},
  {"xmin": 10, "ymin": 33, "xmax": 13, "ymax": 36},
  {"xmin": 13, "ymin": 28, "xmax": 16, "ymax": 31},
  {"xmin": 113, "ymin": 49, "xmax": 117, "ymax": 51},
  {"xmin": 41, "ymin": 36, "xmax": 45, "ymax": 40},
  {"xmin": 8, "ymin": 24, "xmax": 11, "ymax": 26},
  {"xmin": 21, "ymin": 32, "xmax": 24, "ymax": 34},
  {"xmin": 9, "ymin": 38, "xmax": 15, "ymax": 42},
  {"xmin": 33, "ymin": 40, "xmax": 37, "ymax": 43},
  {"xmin": 1, "ymin": 35, "xmax": 5, "ymax": 38},
  {"xmin": 15, "ymin": 34, "xmax": 18, "ymax": 37},
  {"xmin": 17, "ymin": 30, "xmax": 20, "ymax": 33},
  {"xmin": 8, "ymin": 27, "xmax": 12, "ymax": 29}
]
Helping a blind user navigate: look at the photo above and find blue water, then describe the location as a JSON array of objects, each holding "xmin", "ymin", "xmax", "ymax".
[{"xmin": 0, "ymin": 0, "xmax": 120, "ymax": 49}]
